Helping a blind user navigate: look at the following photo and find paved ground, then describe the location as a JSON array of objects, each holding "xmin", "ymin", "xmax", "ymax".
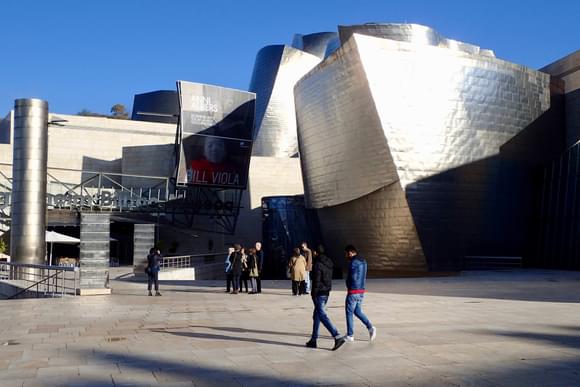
[{"xmin": 1, "ymin": 269, "xmax": 580, "ymax": 386}]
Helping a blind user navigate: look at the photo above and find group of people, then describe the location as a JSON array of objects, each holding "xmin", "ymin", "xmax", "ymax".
[
  {"xmin": 224, "ymin": 242, "xmax": 264, "ymax": 294},
  {"xmin": 147, "ymin": 239, "xmax": 376, "ymax": 352}
]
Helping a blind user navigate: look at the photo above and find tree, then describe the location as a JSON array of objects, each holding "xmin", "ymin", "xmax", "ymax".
[
  {"xmin": 77, "ymin": 109, "xmax": 107, "ymax": 117},
  {"xmin": 110, "ymin": 104, "xmax": 129, "ymax": 119},
  {"xmin": 0, "ymin": 238, "xmax": 7, "ymax": 255}
]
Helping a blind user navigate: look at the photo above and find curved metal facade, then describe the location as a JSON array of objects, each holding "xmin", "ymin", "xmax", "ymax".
[
  {"xmin": 295, "ymin": 31, "xmax": 551, "ymax": 273},
  {"xmin": 249, "ymin": 45, "xmax": 321, "ymax": 157},
  {"xmin": 291, "ymin": 32, "xmax": 339, "ymax": 60},
  {"xmin": 338, "ymin": 23, "xmax": 495, "ymax": 57}
]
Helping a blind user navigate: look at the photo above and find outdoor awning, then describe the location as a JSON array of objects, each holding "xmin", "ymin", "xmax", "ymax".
[{"xmin": 45, "ymin": 230, "xmax": 80, "ymax": 244}]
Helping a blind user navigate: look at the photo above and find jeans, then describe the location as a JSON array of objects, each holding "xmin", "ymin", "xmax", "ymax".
[
  {"xmin": 250, "ymin": 277, "xmax": 257, "ymax": 293},
  {"xmin": 311, "ymin": 294, "xmax": 339, "ymax": 340},
  {"xmin": 345, "ymin": 293, "xmax": 372, "ymax": 337},
  {"xmin": 304, "ymin": 271, "xmax": 311, "ymax": 292},
  {"xmin": 147, "ymin": 271, "xmax": 159, "ymax": 291}
]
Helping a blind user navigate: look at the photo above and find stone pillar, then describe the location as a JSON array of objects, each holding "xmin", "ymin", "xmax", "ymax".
[
  {"xmin": 10, "ymin": 99, "xmax": 48, "ymax": 266},
  {"xmin": 133, "ymin": 224, "xmax": 155, "ymax": 276},
  {"xmin": 79, "ymin": 213, "xmax": 111, "ymax": 295}
]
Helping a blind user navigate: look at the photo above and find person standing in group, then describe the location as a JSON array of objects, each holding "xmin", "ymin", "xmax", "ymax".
[
  {"xmin": 288, "ymin": 247, "xmax": 307, "ymax": 296},
  {"xmin": 305, "ymin": 245, "xmax": 346, "ymax": 351},
  {"xmin": 146, "ymin": 247, "xmax": 162, "ymax": 296},
  {"xmin": 255, "ymin": 241, "xmax": 264, "ymax": 293},
  {"xmin": 301, "ymin": 242, "xmax": 313, "ymax": 294},
  {"xmin": 343, "ymin": 245, "xmax": 376, "ymax": 342},
  {"xmin": 239, "ymin": 247, "xmax": 250, "ymax": 293},
  {"xmin": 224, "ymin": 246, "xmax": 235, "ymax": 293},
  {"xmin": 230, "ymin": 244, "xmax": 243, "ymax": 294},
  {"xmin": 247, "ymin": 247, "xmax": 260, "ymax": 294}
]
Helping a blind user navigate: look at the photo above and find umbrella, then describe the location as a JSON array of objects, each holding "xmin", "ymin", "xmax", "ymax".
[{"xmin": 45, "ymin": 231, "xmax": 80, "ymax": 266}]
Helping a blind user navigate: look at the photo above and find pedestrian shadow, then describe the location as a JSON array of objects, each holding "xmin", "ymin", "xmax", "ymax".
[
  {"xmin": 150, "ymin": 328, "xmax": 322, "ymax": 350},
  {"xmin": 185, "ymin": 325, "xmax": 329, "ymax": 340}
]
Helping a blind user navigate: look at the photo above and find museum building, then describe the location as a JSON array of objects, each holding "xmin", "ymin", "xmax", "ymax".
[{"xmin": 1, "ymin": 23, "xmax": 579, "ymax": 287}]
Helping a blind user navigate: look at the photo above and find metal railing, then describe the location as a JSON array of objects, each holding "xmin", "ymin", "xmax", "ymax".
[
  {"xmin": 0, "ymin": 262, "xmax": 79, "ymax": 299},
  {"xmin": 160, "ymin": 252, "xmax": 224, "ymax": 269}
]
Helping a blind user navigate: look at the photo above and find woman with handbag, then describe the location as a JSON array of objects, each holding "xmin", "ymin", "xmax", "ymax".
[{"xmin": 288, "ymin": 247, "xmax": 307, "ymax": 296}]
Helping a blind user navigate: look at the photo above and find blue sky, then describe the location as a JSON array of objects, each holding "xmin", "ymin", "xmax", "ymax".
[{"xmin": 0, "ymin": 0, "xmax": 578, "ymax": 115}]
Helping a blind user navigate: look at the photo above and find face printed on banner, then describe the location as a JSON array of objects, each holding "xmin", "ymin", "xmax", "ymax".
[{"xmin": 204, "ymin": 137, "xmax": 226, "ymax": 164}]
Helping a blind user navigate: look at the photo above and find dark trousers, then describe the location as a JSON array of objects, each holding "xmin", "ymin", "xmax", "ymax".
[
  {"xmin": 292, "ymin": 280, "xmax": 305, "ymax": 295},
  {"xmin": 232, "ymin": 274, "xmax": 240, "ymax": 292},
  {"xmin": 147, "ymin": 271, "xmax": 159, "ymax": 291},
  {"xmin": 226, "ymin": 273, "xmax": 233, "ymax": 292},
  {"xmin": 239, "ymin": 272, "xmax": 249, "ymax": 292},
  {"xmin": 256, "ymin": 275, "xmax": 261, "ymax": 293}
]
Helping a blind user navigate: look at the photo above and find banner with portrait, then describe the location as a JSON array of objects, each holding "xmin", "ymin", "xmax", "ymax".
[{"xmin": 176, "ymin": 81, "xmax": 255, "ymax": 189}]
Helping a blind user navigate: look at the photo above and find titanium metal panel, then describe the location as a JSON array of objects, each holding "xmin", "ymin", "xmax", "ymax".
[
  {"xmin": 291, "ymin": 32, "xmax": 338, "ymax": 60},
  {"xmin": 249, "ymin": 45, "xmax": 321, "ymax": 157},
  {"xmin": 295, "ymin": 31, "xmax": 550, "ymax": 272},
  {"xmin": 295, "ymin": 37, "xmax": 399, "ymax": 208},
  {"xmin": 338, "ymin": 23, "xmax": 494, "ymax": 57}
]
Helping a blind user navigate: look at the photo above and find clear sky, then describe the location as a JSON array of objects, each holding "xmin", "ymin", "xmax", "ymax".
[{"xmin": 0, "ymin": 0, "xmax": 578, "ymax": 116}]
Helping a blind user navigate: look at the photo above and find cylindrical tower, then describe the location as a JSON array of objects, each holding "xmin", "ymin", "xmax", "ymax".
[{"xmin": 10, "ymin": 98, "xmax": 48, "ymax": 266}]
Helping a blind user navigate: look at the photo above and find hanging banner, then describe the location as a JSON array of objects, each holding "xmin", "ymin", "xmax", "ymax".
[{"xmin": 177, "ymin": 81, "xmax": 255, "ymax": 189}]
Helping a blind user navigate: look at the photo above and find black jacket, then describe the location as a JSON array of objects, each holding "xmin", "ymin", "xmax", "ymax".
[
  {"xmin": 256, "ymin": 250, "xmax": 264, "ymax": 272},
  {"xmin": 311, "ymin": 253, "xmax": 333, "ymax": 297},
  {"xmin": 231, "ymin": 251, "xmax": 243, "ymax": 275}
]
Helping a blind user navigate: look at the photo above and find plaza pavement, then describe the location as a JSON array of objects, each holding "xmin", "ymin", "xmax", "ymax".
[{"xmin": 1, "ymin": 268, "xmax": 580, "ymax": 386}]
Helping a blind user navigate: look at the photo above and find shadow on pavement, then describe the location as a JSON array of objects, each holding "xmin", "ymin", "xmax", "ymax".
[
  {"xmin": 75, "ymin": 349, "xmax": 315, "ymax": 386},
  {"xmin": 150, "ymin": 328, "xmax": 319, "ymax": 350},
  {"xmin": 364, "ymin": 270, "xmax": 580, "ymax": 303},
  {"xmin": 475, "ymin": 327, "xmax": 580, "ymax": 351},
  {"xmin": 185, "ymin": 325, "xmax": 319, "ymax": 340}
]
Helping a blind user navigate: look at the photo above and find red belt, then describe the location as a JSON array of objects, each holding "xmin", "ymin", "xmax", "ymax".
[{"xmin": 348, "ymin": 289, "xmax": 366, "ymax": 294}]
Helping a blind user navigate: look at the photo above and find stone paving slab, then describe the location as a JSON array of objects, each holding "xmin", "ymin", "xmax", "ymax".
[{"xmin": 1, "ymin": 269, "xmax": 580, "ymax": 386}]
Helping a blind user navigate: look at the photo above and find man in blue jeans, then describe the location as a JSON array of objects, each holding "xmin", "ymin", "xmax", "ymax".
[
  {"xmin": 344, "ymin": 244, "xmax": 376, "ymax": 342},
  {"xmin": 305, "ymin": 245, "xmax": 346, "ymax": 351}
]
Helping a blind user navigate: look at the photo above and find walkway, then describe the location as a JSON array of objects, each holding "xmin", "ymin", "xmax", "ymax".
[{"xmin": 1, "ymin": 269, "xmax": 579, "ymax": 386}]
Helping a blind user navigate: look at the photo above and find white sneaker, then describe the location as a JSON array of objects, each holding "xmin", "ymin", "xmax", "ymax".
[
  {"xmin": 369, "ymin": 327, "xmax": 377, "ymax": 341},
  {"xmin": 344, "ymin": 335, "xmax": 354, "ymax": 342}
]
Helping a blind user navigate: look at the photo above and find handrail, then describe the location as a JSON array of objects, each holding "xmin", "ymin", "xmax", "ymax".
[
  {"xmin": 8, "ymin": 271, "xmax": 62, "ymax": 299},
  {"xmin": 1, "ymin": 262, "xmax": 79, "ymax": 298},
  {"xmin": 160, "ymin": 252, "xmax": 225, "ymax": 269}
]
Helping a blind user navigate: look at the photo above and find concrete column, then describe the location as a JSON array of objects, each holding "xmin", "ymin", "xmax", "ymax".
[
  {"xmin": 79, "ymin": 213, "xmax": 111, "ymax": 295},
  {"xmin": 10, "ymin": 99, "xmax": 48, "ymax": 265},
  {"xmin": 133, "ymin": 224, "xmax": 155, "ymax": 276}
]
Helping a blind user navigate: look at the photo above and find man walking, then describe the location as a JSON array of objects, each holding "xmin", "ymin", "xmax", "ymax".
[
  {"xmin": 306, "ymin": 245, "xmax": 346, "ymax": 351},
  {"xmin": 255, "ymin": 241, "xmax": 264, "ymax": 293},
  {"xmin": 343, "ymin": 245, "xmax": 376, "ymax": 342},
  {"xmin": 301, "ymin": 241, "xmax": 313, "ymax": 294}
]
